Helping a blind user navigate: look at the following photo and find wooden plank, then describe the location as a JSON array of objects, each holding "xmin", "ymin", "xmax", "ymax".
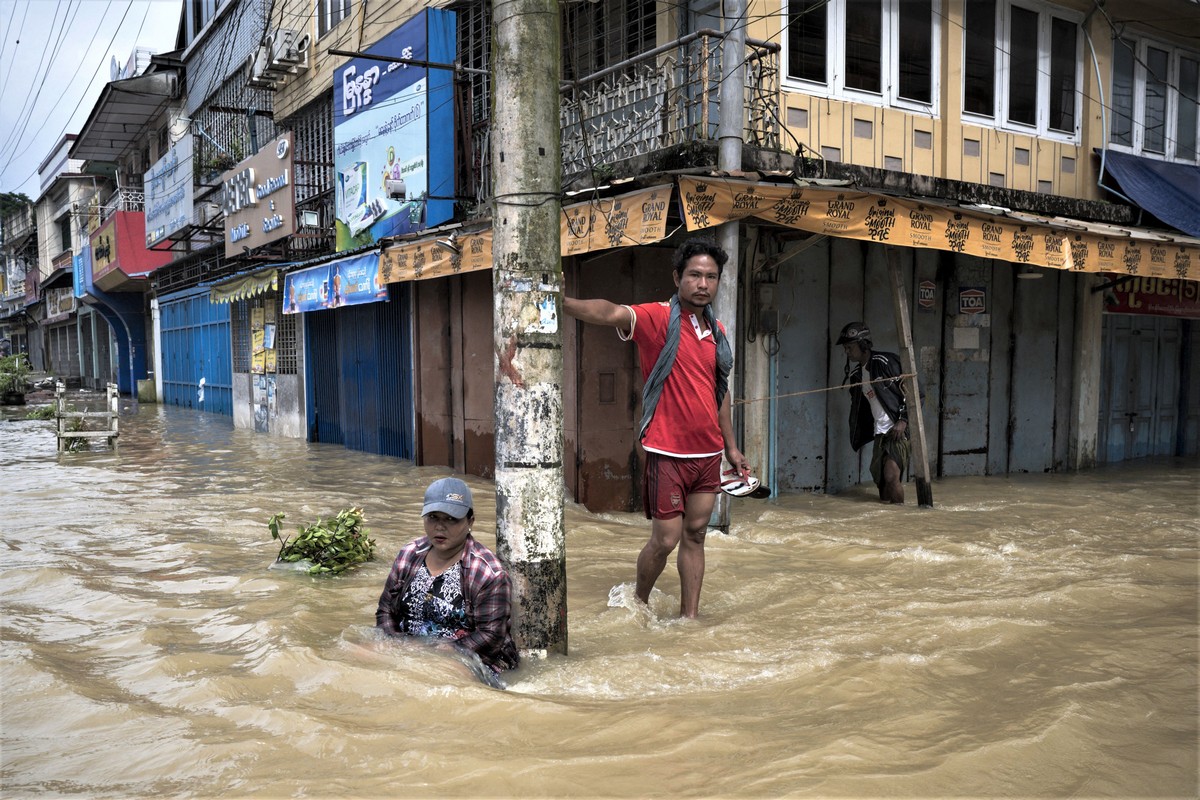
[{"xmin": 886, "ymin": 246, "xmax": 934, "ymax": 507}]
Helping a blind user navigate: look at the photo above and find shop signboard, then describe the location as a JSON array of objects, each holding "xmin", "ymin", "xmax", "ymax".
[
  {"xmin": 222, "ymin": 132, "xmax": 296, "ymax": 258},
  {"xmin": 144, "ymin": 135, "xmax": 194, "ymax": 247},
  {"xmin": 1103, "ymin": 275, "xmax": 1200, "ymax": 318}
]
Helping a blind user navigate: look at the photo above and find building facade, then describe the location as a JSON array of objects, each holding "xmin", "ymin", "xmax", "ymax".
[{"xmin": 30, "ymin": 0, "xmax": 1197, "ymax": 510}]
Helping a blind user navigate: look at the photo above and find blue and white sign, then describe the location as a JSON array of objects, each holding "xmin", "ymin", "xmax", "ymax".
[
  {"xmin": 283, "ymin": 252, "xmax": 388, "ymax": 314},
  {"xmin": 332, "ymin": 8, "xmax": 456, "ymax": 251},
  {"xmin": 144, "ymin": 135, "xmax": 194, "ymax": 248}
]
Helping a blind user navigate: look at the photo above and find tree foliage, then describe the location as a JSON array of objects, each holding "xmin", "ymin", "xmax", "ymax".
[{"xmin": 0, "ymin": 192, "xmax": 32, "ymax": 218}]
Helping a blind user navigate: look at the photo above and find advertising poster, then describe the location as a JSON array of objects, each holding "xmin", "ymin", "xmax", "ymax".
[
  {"xmin": 253, "ymin": 374, "xmax": 269, "ymax": 432},
  {"xmin": 332, "ymin": 8, "xmax": 456, "ymax": 251},
  {"xmin": 251, "ymin": 307, "xmax": 266, "ymax": 374},
  {"xmin": 282, "ymin": 252, "xmax": 388, "ymax": 314}
]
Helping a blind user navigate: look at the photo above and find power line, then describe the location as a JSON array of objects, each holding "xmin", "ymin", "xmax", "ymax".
[
  {"xmin": 0, "ymin": 0, "xmax": 117, "ymax": 168},
  {"xmin": 0, "ymin": 0, "xmax": 149, "ymax": 194}
]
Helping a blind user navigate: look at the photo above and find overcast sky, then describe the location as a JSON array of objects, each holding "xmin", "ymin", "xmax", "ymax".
[{"xmin": 0, "ymin": 0, "xmax": 183, "ymax": 201}]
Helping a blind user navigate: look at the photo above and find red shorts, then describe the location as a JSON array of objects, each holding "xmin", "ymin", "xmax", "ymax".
[{"xmin": 642, "ymin": 452, "xmax": 722, "ymax": 520}]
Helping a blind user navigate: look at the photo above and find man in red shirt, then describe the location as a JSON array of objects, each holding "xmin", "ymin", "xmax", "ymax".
[{"xmin": 564, "ymin": 238, "xmax": 750, "ymax": 618}]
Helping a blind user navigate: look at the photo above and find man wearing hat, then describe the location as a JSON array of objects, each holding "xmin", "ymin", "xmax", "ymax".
[
  {"xmin": 837, "ymin": 322, "xmax": 910, "ymax": 504},
  {"xmin": 375, "ymin": 477, "xmax": 520, "ymax": 675}
]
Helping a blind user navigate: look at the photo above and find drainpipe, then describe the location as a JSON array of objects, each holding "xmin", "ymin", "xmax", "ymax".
[
  {"xmin": 713, "ymin": 0, "xmax": 747, "ymax": 530},
  {"xmin": 151, "ymin": 296, "xmax": 163, "ymax": 402}
]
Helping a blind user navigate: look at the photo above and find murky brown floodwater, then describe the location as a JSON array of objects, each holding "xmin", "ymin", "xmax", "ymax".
[{"xmin": 1, "ymin": 400, "xmax": 1197, "ymax": 798}]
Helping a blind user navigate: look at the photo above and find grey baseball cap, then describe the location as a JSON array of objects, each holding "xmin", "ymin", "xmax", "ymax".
[{"xmin": 422, "ymin": 477, "xmax": 473, "ymax": 519}]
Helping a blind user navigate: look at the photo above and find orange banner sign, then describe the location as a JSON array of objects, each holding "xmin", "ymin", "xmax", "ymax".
[
  {"xmin": 560, "ymin": 184, "xmax": 673, "ymax": 256},
  {"xmin": 678, "ymin": 176, "xmax": 1200, "ymax": 282}
]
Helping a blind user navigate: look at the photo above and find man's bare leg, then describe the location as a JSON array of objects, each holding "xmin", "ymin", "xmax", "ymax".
[
  {"xmin": 635, "ymin": 515, "xmax": 682, "ymax": 605},
  {"xmin": 676, "ymin": 492, "xmax": 717, "ymax": 618},
  {"xmin": 881, "ymin": 456, "xmax": 905, "ymax": 504}
]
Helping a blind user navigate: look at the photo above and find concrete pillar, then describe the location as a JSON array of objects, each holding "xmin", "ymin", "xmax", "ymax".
[
  {"xmin": 491, "ymin": 0, "xmax": 567, "ymax": 658},
  {"xmin": 713, "ymin": 0, "xmax": 748, "ymax": 527},
  {"xmin": 1069, "ymin": 275, "xmax": 1104, "ymax": 469}
]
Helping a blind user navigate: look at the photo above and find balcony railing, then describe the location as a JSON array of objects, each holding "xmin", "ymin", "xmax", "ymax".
[
  {"xmin": 2, "ymin": 207, "xmax": 36, "ymax": 242},
  {"xmin": 99, "ymin": 189, "xmax": 146, "ymax": 223},
  {"xmin": 469, "ymin": 32, "xmax": 779, "ymax": 203}
]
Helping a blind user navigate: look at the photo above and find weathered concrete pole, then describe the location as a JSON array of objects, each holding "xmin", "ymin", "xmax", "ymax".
[
  {"xmin": 490, "ymin": 0, "xmax": 567, "ymax": 657},
  {"xmin": 1068, "ymin": 275, "xmax": 1103, "ymax": 469},
  {"xmin": 714, "ymin": 0, "xmax": 747, "ymax": 527}
]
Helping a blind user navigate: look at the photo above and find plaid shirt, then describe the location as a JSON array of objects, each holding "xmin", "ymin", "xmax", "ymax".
[{"xmin": 375, "ymin": 535, "xmax": 519, "ymax": 671}]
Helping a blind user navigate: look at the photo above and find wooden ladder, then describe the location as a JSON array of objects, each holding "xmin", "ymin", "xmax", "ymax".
[{"xmin": 56, "ymin": 382, "xmax": 120, "ymax": 452}]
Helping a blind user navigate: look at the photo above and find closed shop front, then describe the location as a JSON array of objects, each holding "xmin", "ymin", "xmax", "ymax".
[
  {"xmin": 304, "ymin": 284, "xmax": 413, "ymax": 459},
  {"xmin": 158, "ymin": 285, "xmax": 233, "ymax": 416}
]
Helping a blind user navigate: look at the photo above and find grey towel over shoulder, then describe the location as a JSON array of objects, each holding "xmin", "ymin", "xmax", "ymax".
[{"xmin": 637, "ymin": 294, "xmax": 733, "ymax": 441}]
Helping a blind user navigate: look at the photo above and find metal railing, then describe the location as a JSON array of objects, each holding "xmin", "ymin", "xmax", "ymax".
[
  {"xmin": 99, "ymin": 189, "xmax": 146, "ymax": 222},
  {"xmin": 2, "ymin": 207, "xmax": 36, "ymax": 242},
  {"xmin": 469, "ymin": 32, "xmax": 780, "ymax": 202}
]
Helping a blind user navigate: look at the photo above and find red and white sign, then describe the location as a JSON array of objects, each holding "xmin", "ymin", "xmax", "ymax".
[
  {"xmin": 918, "ymin": 280, "xmax": 936, "ymax": 309},
  {"xmin": 959, "ymin": 287, "xmax": 986, "ymax": 315}
]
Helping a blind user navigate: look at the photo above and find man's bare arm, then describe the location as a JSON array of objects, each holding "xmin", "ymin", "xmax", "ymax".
[{"xmin": 562, "ymin": 297, "xmax": 632, "ymax": 334}]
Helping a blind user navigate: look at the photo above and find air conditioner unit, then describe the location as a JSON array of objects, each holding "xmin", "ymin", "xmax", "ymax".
[
  {"xmin": 197, "ymin": 202, "xmax": 222, "ymax": 227},
  {"xmin": 265, "ymin": 28, "xmax": 310, "ymax": 70},
  {"xmin": 275, "ymin": 32, "xmax": 311, "ymax": 68},
  {"xmin": 247, "ymin": 45, "xmax": 277, "ymax": 89}
]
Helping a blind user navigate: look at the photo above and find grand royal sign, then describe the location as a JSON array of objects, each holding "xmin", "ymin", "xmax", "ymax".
[{"xmin": 677, "ymin": 176, "xmax": 1200, "ymax": 282}]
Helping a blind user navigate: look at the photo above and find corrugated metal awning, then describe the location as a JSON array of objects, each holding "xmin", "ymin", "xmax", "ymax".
[{"xmin": 71, "ymin": 71, "xmax": 180, "ymax": 163}]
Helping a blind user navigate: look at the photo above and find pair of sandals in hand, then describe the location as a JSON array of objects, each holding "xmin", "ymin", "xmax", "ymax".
[{"xmin": 719, "ymin": 468, "xmax": 771, "ymax": 499}]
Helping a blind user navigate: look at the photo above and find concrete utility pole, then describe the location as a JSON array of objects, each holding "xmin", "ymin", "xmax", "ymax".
[
  {"xmin": 491, "ymin": 0, "xmax": 567, "ymax": 657},
  {"xmin": 714, "ymin": 0, "xmax": 747, "ymax": 527}
]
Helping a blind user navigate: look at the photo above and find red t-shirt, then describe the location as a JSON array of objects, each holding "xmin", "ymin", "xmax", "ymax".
[{"xmin": 622, "ymin": 301, "xmax": 725, "ymax": 457}]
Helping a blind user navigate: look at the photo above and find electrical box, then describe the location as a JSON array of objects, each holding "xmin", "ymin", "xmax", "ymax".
[{"xmin": 756, "ymin": 281, "xmax": 779, "ymax": 335}]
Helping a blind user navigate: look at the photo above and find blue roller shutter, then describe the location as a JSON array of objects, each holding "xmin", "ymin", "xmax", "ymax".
[{"xmin": 159, "ymin": 285, "xmax": 233, "ymax": 416}]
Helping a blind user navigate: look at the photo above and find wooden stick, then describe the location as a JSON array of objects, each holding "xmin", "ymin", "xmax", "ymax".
[{"xmin": 886, "ymin": 246, "xmax": 934, "ymax": 508}]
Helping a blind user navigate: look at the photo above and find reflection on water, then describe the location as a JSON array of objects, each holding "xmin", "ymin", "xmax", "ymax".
[{"xmin": 2, "ymin": 403, "xmax": 1197, "ymax": 798}]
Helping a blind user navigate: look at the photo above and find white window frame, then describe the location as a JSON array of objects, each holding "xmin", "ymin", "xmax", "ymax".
[
  {"xmin": 1107, "ymin": 34, "xmax": 1200, "ymax": 164},
  {"xmin": 317, "ymin": 0, "xmax": 353, "ymax": 39},
  {"xmin": 961, "ymin": 0, "xmax": 1083, "ymax": 143},
  {"xmin": 781, "ymin": 0, "xmax": 941, "ymax": 115}
]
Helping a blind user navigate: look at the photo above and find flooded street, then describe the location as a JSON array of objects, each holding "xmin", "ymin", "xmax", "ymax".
[{"xmin": 2, "ymin": 402, "xmax": 1197, "ymax": 798}]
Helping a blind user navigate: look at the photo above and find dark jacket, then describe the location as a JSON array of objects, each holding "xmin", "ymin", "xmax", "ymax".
[{"xmin": 847, "ymin": 350, "xmax": 908, "ymax": 452}]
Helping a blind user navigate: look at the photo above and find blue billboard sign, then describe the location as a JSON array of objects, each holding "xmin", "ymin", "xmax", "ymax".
[
  {"xmin": 333, "ymin": 8, "xmax": 456, "ymax": 251},
  {"xmin": 282, "ymin": 252, "xmax": 388, "ymax": 314}
]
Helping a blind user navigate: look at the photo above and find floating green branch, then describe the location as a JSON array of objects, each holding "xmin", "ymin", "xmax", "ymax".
[{"xmin": 268, "ymin": 507, "xmax": 376, "ymax": 575}]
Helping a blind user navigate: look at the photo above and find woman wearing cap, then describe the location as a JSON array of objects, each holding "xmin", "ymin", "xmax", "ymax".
[{"xmin": 375, "ymin": 477, "xmax": 519, "ymax": 674}]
